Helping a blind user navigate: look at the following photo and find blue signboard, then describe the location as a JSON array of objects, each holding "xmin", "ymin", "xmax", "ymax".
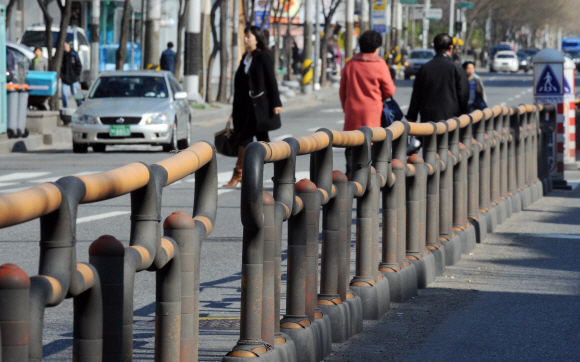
[
  {"xmin": 255, "ymin": 11, "xmax": 270, "ymax": 29},
  {"xmin": 535, "ymin": 65, "xmax": 561, "ymax": 95}
]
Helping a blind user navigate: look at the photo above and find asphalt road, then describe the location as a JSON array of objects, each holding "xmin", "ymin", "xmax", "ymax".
[{"xmin": 1, "ymin": 71, "xmax": 572, "ymax": 361}]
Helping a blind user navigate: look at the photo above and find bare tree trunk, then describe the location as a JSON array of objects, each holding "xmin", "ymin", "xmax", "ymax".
[
  {"xmin": 320, "ymin": 22, "xmax": 331, "ymax": 86},
  {"xmin": 206, "ymin": 0, "xmax": 220, "ymax": 103},
  {"xmin": 36, "ymin": 0, "xmax": 53, "ymax": 67},
  {"xmin": 217, "ymin": 0, "xmax": 229, "ymax": 102},
  {"xmin": 116, "ymin": 0, "xmax": 132, "ymax": 70},
  {"xmin": 47, "ymin": 0, "xmax": 73, "ymax": 110},
  {"xmin": 273, "ymin": 23, "xmax": 281, "ymax": 81},
  {"xmin": 174, "ymin": 0, "xmax": 191, "ymax": 79},
  {"xmin": 285, "ymin": 31, "xmax": 292, "ymax": 81},
  {"xmin": 5, "ymin": 0, "xmax": 17, "ymax": 37}
]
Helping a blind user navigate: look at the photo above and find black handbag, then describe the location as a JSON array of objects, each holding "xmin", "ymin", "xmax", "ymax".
[
  {"xmin": 214, "ymin": 116, "xmax": 239, "ymax": 157},
  {"xmin": 381, "ymin": 97, "xmax": 405, "ymax": 127}
]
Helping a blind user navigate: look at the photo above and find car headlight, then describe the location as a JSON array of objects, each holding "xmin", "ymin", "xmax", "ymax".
[
  {"xmin": 144, "ymin": 113, "xmax": 170, "ymax": 124},
  {"xmin": 521, "ymin": 60, "xmax": 527, "ymax": 65},
  {"xmin": 78, "ymin": 114, "xmax": 97, "ymax": 124}
]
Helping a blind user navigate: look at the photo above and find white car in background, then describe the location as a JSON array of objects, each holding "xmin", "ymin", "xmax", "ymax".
[
  {"xmin": 491, "ymin": 50, "xmax": 519, "ymax": 73},
  {"xmin": 19, "ymin": 25, "xmax": 91, "ymax": 88}
]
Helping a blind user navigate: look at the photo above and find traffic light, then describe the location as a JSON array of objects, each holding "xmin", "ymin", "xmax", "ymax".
[{"xmin": 455, "ymin": 21, "xmax": 462, "ymax": 34}]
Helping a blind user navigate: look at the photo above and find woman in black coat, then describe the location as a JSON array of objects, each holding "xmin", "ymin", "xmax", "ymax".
[{"xmin": 225, "ymin": 26, "xmax": 283, "ymax": 187}]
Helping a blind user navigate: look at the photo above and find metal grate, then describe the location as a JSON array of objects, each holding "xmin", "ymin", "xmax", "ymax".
[{"xmin": 100, "ymin": 117, "xmax": 142, "ymax": 125}]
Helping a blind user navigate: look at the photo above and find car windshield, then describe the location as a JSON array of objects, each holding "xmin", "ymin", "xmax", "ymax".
[
  {"xmin": 565, "ymin": 50, "xmax": 580, "ymax": 57},
  {"xmin": 20, "ymin": 31, "xmax": 74, "ymax": 48},
  {"xmin": 90, "ymin": 76, "xmax": 168, "ymax": 98},
  {"xmin": 410, "ymin": 51, "xmax": 433, "ymax": 59},
  {"xmin": 497, "ymin": 54, "xmax": 515, "ymax": 59},
  {"xmin": 491, "ymin": 46, "xmax": 511, "ymax": 56}
]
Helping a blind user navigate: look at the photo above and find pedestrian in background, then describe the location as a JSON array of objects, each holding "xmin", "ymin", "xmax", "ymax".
[
  {"xmin": 61, "ymin": 41, "xmax": 83, "ymax": 108},
  {"xmin": 462, "ymin": 61, "xmax": 487, "ymax": 112},
  {"xmin": 30, "ymin": 47, "xmax": 48, "ymax": 71},
  {"xmin": 339, "ymin": 29, "xmax": 396, "ymax": 178},
  {"xmin": 407, "ymin": 33, "xmax": 469, "ymax": 124},
  {"xmin": 224, "ymin": 26, "xmax": 283, "ymax": 187},
  {"xmin": 160, "ymin": 42, "xmax": 176, "ymax": 73}
]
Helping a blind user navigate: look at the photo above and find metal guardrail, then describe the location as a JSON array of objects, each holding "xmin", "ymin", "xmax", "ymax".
[{"xmin": 0, "ymin": 103, "xmax": 555, "ymax": 361}]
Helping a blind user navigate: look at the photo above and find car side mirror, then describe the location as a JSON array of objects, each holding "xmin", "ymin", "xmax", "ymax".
[
  {"xmin": 74, "ymin": 92, "xmax": 85, "ymax": 101},
  {"xmin": 174, "ymin": 91, "xmax": 188, "ymax": 100}
]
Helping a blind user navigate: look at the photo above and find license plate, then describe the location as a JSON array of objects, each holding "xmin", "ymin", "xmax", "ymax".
[{"xmin": 109, "ymin": 125, "xmax": 131, "ymax": 137}]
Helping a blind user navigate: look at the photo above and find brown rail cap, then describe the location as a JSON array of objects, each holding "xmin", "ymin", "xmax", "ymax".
[
  {"xmin": 88, "ymin": 235, "xmax": 125, "ymax": 257},
  {"xmin": 0, "ymin": 264, "xmax": 30, "ymax": 289},
  {"xmin": 163, "ymin": 211, "xmax": 196, "ymax": 229}
]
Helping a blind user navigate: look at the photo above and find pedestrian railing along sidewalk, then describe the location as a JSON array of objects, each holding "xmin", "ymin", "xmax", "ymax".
[
  {"xmin": 0, "ymin": 142, "xmax": 218, "ymax": 362},
  {"xmin": 0, "ymin": 103, "xmax": 555, "ymax": 362}
]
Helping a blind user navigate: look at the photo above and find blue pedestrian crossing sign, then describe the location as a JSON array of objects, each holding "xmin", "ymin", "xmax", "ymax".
[{"xmin": 535, "ymin": 65, "xmax": 562, "ymax": 95}]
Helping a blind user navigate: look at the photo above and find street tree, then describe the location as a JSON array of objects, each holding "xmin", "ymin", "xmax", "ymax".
[
  {"xmin": 115, "ymin": 0, "xmax": 132, "ymax": 70},
  {"xmin": 174, "ymin": 0, "xmax": 191, "ymax": 79},
  {"xmin": 320, "ymin": 0, "xmax": 341, "ymax": 86}
]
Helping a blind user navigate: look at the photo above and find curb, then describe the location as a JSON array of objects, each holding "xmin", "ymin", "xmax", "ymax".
[
  {"xmin": 0, "ymin": 127, "xmax": 72, "ymax": 155},
  {"xmin": 191, "ymin": 86, "xmax": 339, "ymax": 127}
]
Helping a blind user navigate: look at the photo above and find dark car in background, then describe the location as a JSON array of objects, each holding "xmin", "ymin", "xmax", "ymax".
[
  {"xmin": 516, "ymin": 51, "xmax": 532, "ymax": 72},
  {"xmin": 489, "ymin": 44, "xmax": 512, "ymax": 72},
  {"xmin": 403, "ymin": 49, "xmax": 435, "ymax": 79},
  {"xmin": 521, "ymin": 48, "xmax": 539, "ymax": 60}
]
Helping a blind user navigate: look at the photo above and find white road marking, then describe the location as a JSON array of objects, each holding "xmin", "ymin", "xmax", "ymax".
[
  {"xmin": 507, "ymin": 98, "xmax": 514, "ymax": 102},
  {"xmin": 31, "ymin": 171, "xmax": 101, "ymax": 183},
  {"xmin": 77, "ymin": 211, "xmax": 131, "ymax": 224},
  {"xmin": 500, "ymin": 102, "xmax": 507, "ymax": 106},
  {"xmin": 0, "ymin": 187, "xmax": 29, "ymax": 194},
  {"xmin": 307, "ymin": 127, "xmax": 320, "ymax": 132},
  {"xmin": 337, "ymin": 120, "xmax": 345, "ymax": 124},
  {"xmin": 0, "ymin": 182, "xmax": 18, "ymax": 188},
  {"xmin": 0, "ymin": 172, "xmax": 51, "ymax": 182},
  {"xmin": 515, "ymin": 95, "xmax": 521, "ymax": 98},
  {"xmin": 321, "ymin": 109, "xmax": 343, "ymax": 113},
  {"xmin": 272, "ymin": 134, "xmax": 293, "ymax": 141},
  {"xmin": 218, "ymin": 189, "xmax": 235, "ymax": 195},
  {"xmin": 400, "ymin": 105, "xmax": 409, "ymax": 110}
]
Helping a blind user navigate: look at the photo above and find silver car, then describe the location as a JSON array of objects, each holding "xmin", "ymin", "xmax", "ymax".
[
  {"xmin": 404, "ymin": 48, "xmax": 435, "ymax": 79},
  {"xmin": 72, "ymin": 71, "xmax": 191, "ymax": 153}
]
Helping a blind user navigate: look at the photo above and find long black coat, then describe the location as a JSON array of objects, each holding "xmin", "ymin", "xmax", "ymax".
[
  {"xmin": 407, "ymin": 53, "xmax": 470, "ymax": 122},
  {"xmin": 233, "ymin": 50, "xmax": 282, "ymax": 133}
]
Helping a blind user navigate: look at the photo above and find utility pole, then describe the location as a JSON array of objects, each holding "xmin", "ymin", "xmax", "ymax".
[
  {"xmin": 302, "ymin": 0, "xmax": 313, "ymax": 94},
  {"xmin": 422, "ymin": 0, "xmax": 430, "ymax": 48},
  {"xmin": 185, "ymin": 0, "xmax": 202, "ymax": 102},
  {"xmin": 361, "ymin": 0, "xmax": 370, "ymax": 32},
  {"xmin": 403, "ymin": 5, "xmax": 408, "ymax": 49},
  {"xmin": 345, "ymin": 0, "xmax": 354, "ymax": 60},
  {"xmin": 313, "ymin": 0, "xmax": 320, "ymax": 90},
  {"xmin": 89, "ymin": 0, "xmax": 100, "ymax": 85},
  {"xmin": 448, "ymin": 0, "xmax": 454, "ymax": 36},
  {"xmin": 144, "ymin": 0, "xmax": 160, "ymax": 68},
  {"xmin": 230, "ymin": 0, "xmax": 239, "ymax": 101}
]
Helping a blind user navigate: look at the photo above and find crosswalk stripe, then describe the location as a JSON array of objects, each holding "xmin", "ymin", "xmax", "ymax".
[
  {"xmin": 77, "ymin": 211, "xmax": 131, "ymax": 224},
  {"xmin": 31, "ymin": 171, "xmax": 100, "ymax": 183},
  {"xmin": 271, "ymin": 134, "xmax": 293, "ymax": 141},
  {"xmin": 0, "ymin": 172, "xmax": 51, "ymax": 182},
  {"xmin": 0, "ymin": 182, "xmax": 18, "ymax": 188},
  {"xmin": 0, "ymin": 187, "xmax": 32, "ymax": 194}
]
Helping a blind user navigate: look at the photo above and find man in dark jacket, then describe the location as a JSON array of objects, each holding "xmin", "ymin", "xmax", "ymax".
[
  {"xmin": 61, "ymin": 41, "xmax": 83, "ymax": 108},
  {"xmin": 406, "ymin": 33, "xmax": 470, "ymax": 124},
  {"xmin": 160, "ymin": 42, "xmax": 176, "ymax": 73}
]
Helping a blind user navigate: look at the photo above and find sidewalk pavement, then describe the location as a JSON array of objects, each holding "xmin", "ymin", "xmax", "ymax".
[
  {"xmin": 190, "ymin": 86, "xmax": 339, "ymax": 127},
  {"xmin": 325, "ymin": 185, "xmax": 580, "ymax": 362}
]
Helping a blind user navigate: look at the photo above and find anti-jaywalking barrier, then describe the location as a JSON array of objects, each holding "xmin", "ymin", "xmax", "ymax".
[{"xmin": 0, "ymin": 102, "xmax": 555, "ymax": 361}]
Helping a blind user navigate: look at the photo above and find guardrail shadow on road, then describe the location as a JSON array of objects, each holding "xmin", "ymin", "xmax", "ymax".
[{"xmin": 0, "ymin": 102, "xmax": 555, "ymax": 362}]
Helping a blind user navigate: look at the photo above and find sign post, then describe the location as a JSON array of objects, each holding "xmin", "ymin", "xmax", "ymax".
[
  {"xmin": 533, "ymin": 49, "xmax": 570, "ymax": 188},
  {"xmin": 372, "ymin": 0, "xmax": 388, "ymax": 35},
  {"xmin": 563, "ymin": 57, "xmax": 577, "ymax": 170},
  {"xmin": 0, "ymin": 5, "xmax": 6, "ymax": 136}
]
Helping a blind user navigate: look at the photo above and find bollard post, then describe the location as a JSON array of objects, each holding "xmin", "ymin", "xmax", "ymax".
[
  {"xmin": 163, "ymin": 212, "xmax": 198, "ymax": 361},
  {"xmin": 508, "ymin": 107, "xmax": 522, "ymax": 214},
  {"xmin": 499, "ymin": 107, "xmax": 512, "ymax": 221},
  {"xmin": 319, "ymin": 171, "xmax": 350, "ymax": 343},
  {"xmin": 460, "ymin": 117, "xmax": 477, "ymax": 252},
  {"xmin": 261, "ymin": 192, "xmax": 276, "ymax": 347},
  {"xmin": 72, "ymin": 263, "xmax": 103, "ymax": 362},
  {"xmin": 0, "ymin": 264, "xmax": 30, "ymax": 362},
  {"xmin": 423, "ymin": 122, "xmax": 446, "ymax": 276},
  {"xmin": 467, "ymin": 114, "xmax": 485, "ymax": 244},
  {"xmin": 89, "ymin": 235, "xmax": 126, "ymax": 362}
]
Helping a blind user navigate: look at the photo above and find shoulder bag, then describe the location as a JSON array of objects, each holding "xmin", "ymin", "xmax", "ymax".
[{"xmin": 214, "ymin": 115, "xmax": 239, "ymax": 157}]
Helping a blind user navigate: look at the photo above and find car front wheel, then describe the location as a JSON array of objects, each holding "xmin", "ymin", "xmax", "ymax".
[
  {"xmin": 162, "ymin": 125, "xmax": 178, "ymax": 152},
  {"xmin": 73, "ymin": 143, "xmax": 88, "ymax": 153},
  {"xmin": 177, "ymin": 121, "xmax": 191, "ymax": 150}
]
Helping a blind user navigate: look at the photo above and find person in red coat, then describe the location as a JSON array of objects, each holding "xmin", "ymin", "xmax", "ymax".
[{"xmin": 339, "ymin": 30, "xmax": 396, "ymax": 178}]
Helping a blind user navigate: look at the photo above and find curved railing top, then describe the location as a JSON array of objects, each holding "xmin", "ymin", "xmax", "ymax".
[{"xmin": 0, "ymin": 141, "xmax": 216, "ymax": 229}]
